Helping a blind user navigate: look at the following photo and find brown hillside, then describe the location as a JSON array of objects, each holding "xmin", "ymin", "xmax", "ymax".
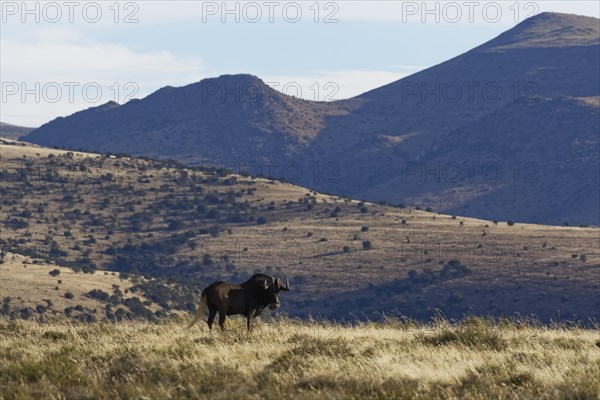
[{"xmin": 1, "ymin": 141, "xmax": 598, "ymax": 322}]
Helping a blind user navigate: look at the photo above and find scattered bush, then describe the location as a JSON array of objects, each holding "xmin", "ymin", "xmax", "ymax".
[
  {"xmin": 86, "ymin": 289, "xmax": 110, "ymax": 302},
  {"xmin": 20, "ymin": 210, "xmax": 32, "ymax": 218},
  {"xmin": 168, "ymin": 220, "xmax": 184, "ymax": 231}
]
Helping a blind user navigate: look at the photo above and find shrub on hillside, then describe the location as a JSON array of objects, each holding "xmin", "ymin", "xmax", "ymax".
[{"xmin": 86, "ymin": 289, "xmax": 110, "ymax": 302}]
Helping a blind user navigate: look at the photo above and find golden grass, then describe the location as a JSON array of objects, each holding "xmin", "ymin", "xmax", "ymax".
[{"xmin": 1, "ymin": 317, "xmax": 598, "ymax": 399}]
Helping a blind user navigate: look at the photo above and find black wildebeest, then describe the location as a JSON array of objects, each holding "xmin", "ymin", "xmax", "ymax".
[{"xmin": 187, "ymin": 274, "xmax": 289, "ymax": 331}]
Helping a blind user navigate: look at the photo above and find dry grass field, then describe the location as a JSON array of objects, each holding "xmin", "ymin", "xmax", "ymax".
[{"xmin": 0, "ymin": 317, "xmax": 598, "ymax": 399}]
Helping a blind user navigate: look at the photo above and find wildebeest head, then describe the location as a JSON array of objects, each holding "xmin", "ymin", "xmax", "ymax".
[{"xmin": 262, "ymin": 276, "xmax": 289, "ymax": 310}]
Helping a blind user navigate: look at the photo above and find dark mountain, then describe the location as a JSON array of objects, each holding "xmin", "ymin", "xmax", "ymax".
[
  {"xmin": 23, "ymin": 75, "xmax": 353, "ymax": 164},
  {"xmin": 1, "ymin": 122, "xmax": 36, "ymax": 140},
  {"xmin": 361, "ymin": 97, "xmax": 600, "ymax": 226},
  {"xmin": 23, "ymin": 12, "xmax": 600, "ymax": 224},
  {"xmin": 319, "ymin": 12, "xmax": 599, "ymax": 196}
]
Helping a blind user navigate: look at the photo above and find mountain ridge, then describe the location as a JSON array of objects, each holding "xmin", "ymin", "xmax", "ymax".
[
  {"xmin": 22, "ymin": 12, "xmax": 600, "ymax": 225},
  {"xmin": 0, "ymin": 122, "xmax": 36, "ymax": 140}
]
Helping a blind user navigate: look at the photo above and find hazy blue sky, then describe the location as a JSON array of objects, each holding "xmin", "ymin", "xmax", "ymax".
[{"xmin": 1, "ymin": 1, "xmax": 598, "ymax": 126}]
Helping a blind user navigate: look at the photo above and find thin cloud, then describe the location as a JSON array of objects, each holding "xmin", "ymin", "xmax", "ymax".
[{"xmin": 1, "ymin": 35, "xmax": 208, "ymax": 126}]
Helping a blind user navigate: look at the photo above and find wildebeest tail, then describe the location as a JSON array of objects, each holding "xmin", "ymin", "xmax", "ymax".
[{"xmin": 187, "ymin": 293, "xmax": 207, "ymax": 328}]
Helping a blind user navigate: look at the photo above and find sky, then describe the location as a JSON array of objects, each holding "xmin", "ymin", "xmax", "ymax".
[{"xmin": 1, "ymin": 1, "xmax": 599, "ymax": 126}]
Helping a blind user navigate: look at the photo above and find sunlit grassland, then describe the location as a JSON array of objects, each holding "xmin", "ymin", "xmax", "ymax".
[{"xmin": 1, "ymin": 317, "xmax": 598, "ymax": 399}]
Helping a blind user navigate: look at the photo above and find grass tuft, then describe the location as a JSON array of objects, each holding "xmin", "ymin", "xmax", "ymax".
[{"xmin": 418, "ymin": 319, "xmax": 507, "ymax": 350}]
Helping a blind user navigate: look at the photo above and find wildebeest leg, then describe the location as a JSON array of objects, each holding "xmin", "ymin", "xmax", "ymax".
[
  {"xmin": 207, "ymin": 307, "xmax": 217, "ymax": 331},
  {"xmin": 246, "ymin": 312, "xmax": 253, "ymax": 332},
  {"xmin": 218, "ymin": 310, "xmax": 227, "ymax": 331}
]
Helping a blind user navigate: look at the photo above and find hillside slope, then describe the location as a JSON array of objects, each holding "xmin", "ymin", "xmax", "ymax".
[
  {"xmin": 1, "ymin": 122, "xmax": 36, "ymax": 140},
  {"xmin": 0, "ymin": 252, "xmax": 178, "ymax": 321},
  {"xmin": 361, "ymin": 97, "xmax": 600, "ymax": 225},
  {"xmin": 1, "ymin": 141, "xmax": 598, "ymax": 323}
]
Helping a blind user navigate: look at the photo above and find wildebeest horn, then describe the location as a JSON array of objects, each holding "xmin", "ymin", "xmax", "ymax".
[
  {"xmin": 263, "ymin": 279, "xmax": 269, "ymax": 289},
  {"xmin": 278, "ymin": 276, "xmax": 289, "ymax": 291}
]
